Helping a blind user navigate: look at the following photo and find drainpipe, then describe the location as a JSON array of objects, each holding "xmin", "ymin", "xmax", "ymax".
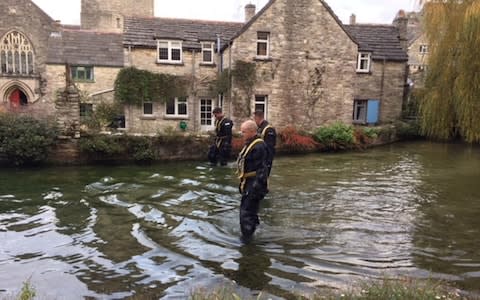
[
  {"xmin": 216, "ymin": 34, "xmax": 222, "ymax": 107},
  {"xmin": 380, "ymin": 57, "xmax": 386, "ymax": 123},
  {"xmin": 228, "ymin": 41, "xmax": 233, "ymax": 121},
  {"xmin": 192, "ymin": 49, "xmax": 197, "ymax": 132}
]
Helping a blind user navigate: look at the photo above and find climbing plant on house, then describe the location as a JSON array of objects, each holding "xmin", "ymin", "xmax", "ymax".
[
  {"xmin": 209, "ymin": 68, "xmax": 231, "ymax": 95},
  {"xmin": 114, "ymin": 67, "xmax": 189, "ymax": 106},
  {"xmin": 231, "ymin": 60, "xmax": 256, "ymax": 118},
  {"xmin": 419, "ymin": 0, "xmax": 480, "ymax": 142},
  {"xmin": 302, "ymin": 65, "xmax": 326, "ymax": 126}
]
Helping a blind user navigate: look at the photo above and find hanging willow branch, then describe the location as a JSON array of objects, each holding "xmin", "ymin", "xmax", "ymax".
[{"xmin": 419, "ymin": 0, "xmax": 480, "ymax": 142}]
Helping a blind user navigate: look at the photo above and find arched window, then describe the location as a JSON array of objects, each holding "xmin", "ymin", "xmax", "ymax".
[{"xmin": 0, "ymin": 31, "xmax": 35, "ymax": 75}]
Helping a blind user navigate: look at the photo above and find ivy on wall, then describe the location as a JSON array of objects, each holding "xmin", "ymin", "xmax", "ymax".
[
  {"xmin": 231, "ymin": 60, "xmax": 256, "ymax": 118},
  {"xmin": 209, "ymin": 69, "xmax": 231, "ymax": 95},
  {"xmin": 114, "ymin": 67, "xmax": 188, "ymax": 106}
]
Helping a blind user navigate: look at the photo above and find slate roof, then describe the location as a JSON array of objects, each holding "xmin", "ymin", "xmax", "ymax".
[
  {"xmin": 124, "ymin": 17, "xmax": 244, "ymax": 50},
  {"xmin": 345, "ymin": 24, "xmax": 408, "ymax": 61},
  {"xmin": 47, "ymin": 29, "xmax": 124, "ymax": 67},
  {"xmin": 229, "ymin": 0, "xmax": 357, "ymax": 48}
]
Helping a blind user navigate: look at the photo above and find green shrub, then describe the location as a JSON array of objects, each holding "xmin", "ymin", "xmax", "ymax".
[
  {"xmin": 362, "ymin": 127, "xmax": 379, "ymax": 139},
  {"xmin": 0, "ymin": 113, "xmax": 57, "ymax": 166},
  {"xmin": 127, "ymin": 136, "xmax": 156, "ymax": 163},
  {"xmin": 79, "ymin": 135, "xmax": 125, "ymax": 157},
  {"xmin": 395, "ymin": 120, "xmax": 423, "ymax": 139},
  {"xmin": 314, "ymin": 122, "xmax": 355, "ymax": 150}
]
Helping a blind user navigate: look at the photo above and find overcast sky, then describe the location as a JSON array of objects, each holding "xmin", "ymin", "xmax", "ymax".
[{"xmin": 31, "ymin": 0, "xmax": 419, "ymax": 25}]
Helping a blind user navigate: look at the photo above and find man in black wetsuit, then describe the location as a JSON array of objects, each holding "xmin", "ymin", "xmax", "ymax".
[
  {"xmin": 236, "ymin": 120, "xmax": 269, "ymax": 243},
  {"xmin": 253, "ymin": 110, "xmax": 276, "ymax": 176},
  {"xmin": 208, "ymin": 107, "xmax": 233, "ymax": 166}
]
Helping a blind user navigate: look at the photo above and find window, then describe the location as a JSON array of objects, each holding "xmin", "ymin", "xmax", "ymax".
[
  {"xmin": 356, "ymin": 52, "xmax": 371, "ymax": 73},
  {"xmin": 200, "ymin": 98, "xmax": 213, "ymax": 126},
  {"xmin": 353, "ymin": 99, "xmax": 380, "ymax": 124},
  {"xmin": 256, "ymin": 32, "xmax": 270, "ymax": 58},
  {"xmin": 71, "ymin": 66, "xmax": 94, "ymax": 81},
  {"xmin": 143, "ymin": 102, "xmax": 153, "ymax": 115},
  {"xmin": 353, "ymin": 100, "xmax": 367, "ymax": 123},
  {"xmin": 157, "ymin": 40, "xmax": 182, "ymax": 63},
  {"xmin": 255, "ymin": 95, "xmax": 268, "ymax": 115},
  {"xmin": 0, "ymin": 31, "xmax": 35, "ymax": 75},
  {"xmin": 166, "ymin": 97, "xmax": 188, "ymax": 117},
  {"xmin": 201, "ymin": 42, "xmax": 214, "ymax": 64},
  {"xmin": 80, "ymin": 103, "xmax": 93, "ymax": 118},
  {"xmin": 419, "ymin": 44, "xmax": 428, "ymax": 54}
]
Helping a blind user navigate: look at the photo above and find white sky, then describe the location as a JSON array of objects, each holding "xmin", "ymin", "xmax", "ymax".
[{"xmin": 31, "ymin": 0, "xmax": 419, "ymax": 25}]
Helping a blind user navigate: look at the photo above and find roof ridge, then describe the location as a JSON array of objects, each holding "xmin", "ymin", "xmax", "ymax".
[{"xmin": 125, "ymin": 15, "xmax": 244, "ymax": 25}]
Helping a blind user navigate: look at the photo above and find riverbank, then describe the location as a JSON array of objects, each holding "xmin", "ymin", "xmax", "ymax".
[
  {"xmin": 44, "ymin": 121, "xmax": 419, "ymax": 166},
  {"xmin": 7, "ymin": 277, "xmax": 471, "ymax": 300}
]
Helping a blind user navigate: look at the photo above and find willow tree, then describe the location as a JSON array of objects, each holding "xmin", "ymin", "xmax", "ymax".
[{"xmin": 419, "ymin": 0, "xmax": 480, "ymax": 142}]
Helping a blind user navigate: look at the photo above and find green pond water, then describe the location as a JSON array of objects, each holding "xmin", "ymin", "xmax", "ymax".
[{"xmin": 0, "ymin": 141, "xmax": 479, "ymax": 299}]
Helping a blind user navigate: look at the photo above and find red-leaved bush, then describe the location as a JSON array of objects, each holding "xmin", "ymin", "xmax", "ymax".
[{"xmin": 278, "ymin": 126, "xmax": 318, "ymax": 152}]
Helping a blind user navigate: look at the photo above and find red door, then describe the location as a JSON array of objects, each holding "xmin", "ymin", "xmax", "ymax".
[{"xmin": 9, "ymin": 89, "xmax": 21, "ymax": 108}]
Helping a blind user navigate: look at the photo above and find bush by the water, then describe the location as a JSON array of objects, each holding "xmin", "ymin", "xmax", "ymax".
[
  {"xmin": 0, "ymin": 113, "xmax": 57, "ymax": 166},
  {"xmin": 314, "ymin": 122, "xmax": 355, "ymax": 150},
  {"xmin": 278, "ymin": 126, "xmax": 318, "ymax": 153},
  {"xmin": 79, "ymin": 135, "xmax": 154, "ymax": 162}
]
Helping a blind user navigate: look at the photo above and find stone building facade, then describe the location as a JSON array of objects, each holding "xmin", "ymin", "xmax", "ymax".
[{"xmin": 0, "ymin": 0, "xmax": 408, "ymax": 136}]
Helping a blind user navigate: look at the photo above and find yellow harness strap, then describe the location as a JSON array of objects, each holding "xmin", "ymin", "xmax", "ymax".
[
  {"xmin": 261, "ymin": 125, "xmax": 273, "ymax": 140},
  {"xmin": 237, "ymin": 138, "xmax": 263, "ymax": 193},
  {"xmin": 214, "ymin": 117, "xmax": 226, "ymax": 148}
]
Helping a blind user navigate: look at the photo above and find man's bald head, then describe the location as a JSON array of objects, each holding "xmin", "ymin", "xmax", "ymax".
[{"xmin": 240, "ymin": 120, "xmax": 258, "ymax": 141}]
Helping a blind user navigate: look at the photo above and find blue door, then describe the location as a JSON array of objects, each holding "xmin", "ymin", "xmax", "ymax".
[{"xmin": 367, "ymin": 100, "xmax": 380, "ymax": 124}]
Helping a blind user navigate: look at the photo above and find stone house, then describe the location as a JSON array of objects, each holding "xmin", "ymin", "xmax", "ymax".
[{"xmin": 0, "ymin": 0, "xmax": 408, "ymax": 136}]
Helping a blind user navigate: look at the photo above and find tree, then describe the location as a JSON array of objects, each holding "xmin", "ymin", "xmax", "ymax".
[{"xmin": 419, "ymin": 0, "xmax": 480, "ymax": 142}]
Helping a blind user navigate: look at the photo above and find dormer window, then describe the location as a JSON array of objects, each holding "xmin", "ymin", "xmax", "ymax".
[
  {"xmin": 256, "ymin": 32, "xmax": 270, "ymax": 58},
  {"xmin": 201, "ymin": 42, "xmax": 214, "ymax": 64},
  {"xmin": 157, "ymin": 40, "xmax": 182, "ymax": 64},
  {"xmin": 356, "ymin": 52, "xmax": 371, "ymax": 73}
]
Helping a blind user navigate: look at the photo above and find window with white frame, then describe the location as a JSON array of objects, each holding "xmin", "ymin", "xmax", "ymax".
[
  {"xmin": 353, "ymin": 100, "xmax": 367, "ymax": 123},
  {"xmin": 419, "ymin": 44, "xmax": 428, "ymax": 54},
  {"xmin": 157, "ymin": 40, "xmax": 182, "ymax": 63},
  {"xmin": 256, "ymin": 32, "xmax": 270, "ymax": 58},
  {"xmin": 356, "ymin": 52, "xmax": 371, "ymax": 73},
  {"xmin": 166, "ymin": 97, "xmax": 188, "ymax": 117},
  {"xmin": 143, "ymin": 102, "xmax": 153, "ymax": 115},
  {"xmin": 201, "ymin": 42, "xmax": 214, "ymax": 64},
  {"xmin": 255, "ymin": 95, "xmax": 268, "ymax": 115}
]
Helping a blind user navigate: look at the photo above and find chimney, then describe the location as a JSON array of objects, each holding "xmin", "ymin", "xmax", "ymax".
[
  {"xmin": 349, "ymin": 14, "xmax": 356, "ymax": 25},
  {"xmin": 245, "ymin": 3, "xmax": 256, "ymax": 22},
  {"xmin": 393, "ymin": 10, "xmax": 408, "ymax": 51}
]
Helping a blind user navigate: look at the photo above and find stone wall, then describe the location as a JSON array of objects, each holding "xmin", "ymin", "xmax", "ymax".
[
  {"xmin": 124, "ymin": 48, "xmax": 220, "ymax": 134},
  {"xmin": 354, "ymin": 60, "xmax": 407, "ymax": 122},
  {"xmin": 81, "ymin": 0, "xmax": 154, "ymax": 32},
  {"xmin": 225, "ymin": 0, "xmax": 358, "ymax": 130},
  {"xmin": 0, "ymin": 0, "xmax": 56, "ymax": 113}
]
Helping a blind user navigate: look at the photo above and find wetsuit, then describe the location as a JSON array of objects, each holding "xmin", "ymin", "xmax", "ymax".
[
  {"xmin": 208, "ymin": 117, "xmax": 233, "ymax": 166},
  {"xmin": 257, "ymin": 120, "xmax": 276, "ymax": 176},
  {"xmin": 236, "ymin": 137, "xmax": 268, "ymax": 242}
]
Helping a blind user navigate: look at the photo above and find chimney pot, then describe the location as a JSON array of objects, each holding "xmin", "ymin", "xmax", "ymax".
[
  {"xmin": 245, "ymin": 3, "xmax": 256, "ymax": 22},
  {"xmin": 349, "ymin": 14, "xmax": 356, "ymax": 25}
]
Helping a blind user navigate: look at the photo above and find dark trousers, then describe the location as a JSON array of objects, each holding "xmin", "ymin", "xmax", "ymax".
[
  {"xmin": 239, "ymin": 183, "xmax": 266, "ymax": 240},
  {"xmin": 208, "ymin": 143, "xmax": 231, "ymax": 166}
]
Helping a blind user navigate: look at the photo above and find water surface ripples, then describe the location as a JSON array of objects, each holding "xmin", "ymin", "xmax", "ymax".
[{"xmin": 1, "ymin": 141, "xmax": 479, "ymax": 299}]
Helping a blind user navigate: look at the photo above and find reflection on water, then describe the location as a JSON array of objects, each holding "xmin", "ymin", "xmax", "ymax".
[{"xmin": 1, "ymin": 141, "xmax": 479, "ymax": 299}]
